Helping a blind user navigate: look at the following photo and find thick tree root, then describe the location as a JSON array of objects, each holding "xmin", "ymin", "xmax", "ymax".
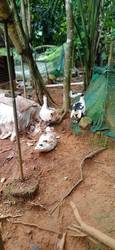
[{"xmin": 70, "ymin": 201, "xmax": 115, "ymax": 250}]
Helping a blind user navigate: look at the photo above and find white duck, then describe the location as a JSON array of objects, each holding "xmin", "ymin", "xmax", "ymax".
[
  {"xmin": 35, "ymin": 126, "xmax": 58, "ymax": 152},
  {"xmin": 70, "ymin": 94, "xmax": 86, "ymax": 121},
  {"xmin": 69, "ymin": 90, "xmax": 82, "ymax": 99},
  {"xmin": 39, "ymin": 95, "xmax": 56, "ymax": 123}
]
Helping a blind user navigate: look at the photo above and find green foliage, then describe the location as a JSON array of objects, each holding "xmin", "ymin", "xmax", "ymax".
[
  {"xmin": 73, "ymin": 0, "xmax": 103, "ymax": 88},
  {"xmin": 10, "ymin": 0, "xmax": 115, "ymax": 73},
  {"xmin": 30, "ymin": 0, "xmax": 66, "ymax": 46}
]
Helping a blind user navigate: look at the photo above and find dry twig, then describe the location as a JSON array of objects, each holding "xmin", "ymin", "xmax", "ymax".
[
  {"xmin": 27, "ymin": 202, "xmax": 51, "ymax": 215},
  {"xmin": 10, "ymin": 220, "xmax": 60, "ymax": 234},
  {"xmin": 50, "ymin": 147, "xmax": 107, "ymax": 214},
  {"xmin": 0, "ymin": 214, "xmax": 22, "ymax": 220}
]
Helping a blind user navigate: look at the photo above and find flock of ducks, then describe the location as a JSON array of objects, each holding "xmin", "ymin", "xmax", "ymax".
[
  {"xmin": 35, "ymin": 95, "xmax": 58, "ymax": 152},
  {"xmin": 35, "ymin": 91, "xmax": 86, "ymax": 152},
  {"xmin": 0, "ymin": 91, "xmax": 85, "ymax": 152}
]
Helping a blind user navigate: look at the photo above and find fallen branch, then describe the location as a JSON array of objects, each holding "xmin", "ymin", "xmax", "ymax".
[
  {"xmin": 70, "ymin": 201, "xmax": 115, "ymax": 250},
  {"xmin": 50, "ymin": 147, "xmax": 107, "ymax": 214},
  {"xmin": 10, "ymin": 220, "xmax": 60, "ymax": 234}
]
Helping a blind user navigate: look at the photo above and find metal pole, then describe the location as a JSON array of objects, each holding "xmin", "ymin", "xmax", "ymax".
[
  {"xmin": 21, "ymin": 55, "xmax": 26, "ymax": 98},
  {"xmin": 4, "ymin": 21, "xmax": 24, "ymax": 180}
]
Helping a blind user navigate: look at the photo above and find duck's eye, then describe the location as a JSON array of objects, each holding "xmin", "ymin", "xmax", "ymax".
[
  {"xmin": 39, "ymin": 144, "xmax": 43, "ymax": 147},
  {"xmin": 43, "ymin": 140, "xmax": 48, "ymax": 143}
]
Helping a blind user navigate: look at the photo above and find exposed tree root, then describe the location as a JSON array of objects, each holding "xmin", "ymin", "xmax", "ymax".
[
  {"xmin": 50, "ymin": 147, "xmax": 107, "ymax": 214},
  {"xmin": 70, "ymin": 201, "xmax": 115, "ymax": 250},
  {"xmin": 10, "ymin": 220, "xmax": 60, "ymax": 234}
]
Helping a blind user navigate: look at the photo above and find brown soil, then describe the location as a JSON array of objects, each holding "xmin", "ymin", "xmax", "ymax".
[{"xmin": 0, "ymin": 87, "xmax": 115, "ymax": 250}]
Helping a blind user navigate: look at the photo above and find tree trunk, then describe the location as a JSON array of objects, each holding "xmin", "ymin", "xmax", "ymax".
[
  {"xmin": 26, "ymin": 0, "xmax": 32, "ymax": 39},
  {"xmin": 21, "ymin": 0, "xmax": 29, "ymax": 39},
  {"xmin": 21, "ymin": 55, "xmax": 26, "ymax": 97},
  {"xmin": 26, "ymin": 50, "xmax": 46, "ymax": 103},
  {"xmin": 63, "ymin": 0, "xmax": 73, "ymax": 112},
  {"xmin": 108, "ymin": 5, "xmax": 115, "ymax": 67},
  {"xmin": 0, "ymin": 0, "xmax": 49, "ymax": 104}
]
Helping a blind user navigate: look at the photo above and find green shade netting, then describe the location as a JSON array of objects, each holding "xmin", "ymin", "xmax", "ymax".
[
  {"xmin": 71, "ymin": 66, "xmax": 115, "ymax": 138},
  {"xmin": 36, "ymin": 44, "xmax": 65, "ymax": 77}
]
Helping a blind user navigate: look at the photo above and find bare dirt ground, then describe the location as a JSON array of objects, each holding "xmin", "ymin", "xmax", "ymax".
[{"xmin": 0, "ymin": 87, "xmax": 115, "ymax": 250}]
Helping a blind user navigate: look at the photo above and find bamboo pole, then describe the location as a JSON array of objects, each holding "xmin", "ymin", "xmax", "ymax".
[{"xmin": 4, "ymin": 21, "xmax": 24, "ymax": 180}]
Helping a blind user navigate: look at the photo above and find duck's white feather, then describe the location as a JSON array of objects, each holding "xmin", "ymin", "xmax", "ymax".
[
  {"xmin": 35, "ymin": 126, "xmax": 57, "ymax": 152},
  {"xmin": 69, "ymin": 90, "xmax": 82, "ymax": 99},
  {"xmin": 39, "ymin": 95, "xmax": 56, "ymax": 122}
]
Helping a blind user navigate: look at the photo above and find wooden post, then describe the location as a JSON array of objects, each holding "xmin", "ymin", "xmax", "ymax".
[{"xmin": 4, "ymin": 21, "xmax": 24, "ymax": 180}]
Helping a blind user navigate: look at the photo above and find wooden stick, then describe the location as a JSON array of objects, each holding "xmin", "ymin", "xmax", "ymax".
[
  {"xmin": 50, "ymin": 147, "xmax": 107, "ymax": 214},
  {"xmin": 0, "ymin": 214, "xmax": 22, "ymax": 220},
  {"xmin": 10, "ymin": 220, "xmax": 60, "ymax": 234},
  {"xmin": 70, "ymin": 201, "xmax": 115, "ymax": 249}
]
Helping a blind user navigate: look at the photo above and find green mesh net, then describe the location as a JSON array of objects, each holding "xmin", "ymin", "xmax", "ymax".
[
  {"xmin": 71, "ymin": 66, "xmax": 115, "ymax": 138},
  {"xmin": 36, "ymin": 44, "xmax": 65, "ymax": 77}
]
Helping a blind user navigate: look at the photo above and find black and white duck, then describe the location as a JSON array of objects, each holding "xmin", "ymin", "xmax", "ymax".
[{"xmin": 70, "ymin": 94, "xmax": 86, "ymax": 122}]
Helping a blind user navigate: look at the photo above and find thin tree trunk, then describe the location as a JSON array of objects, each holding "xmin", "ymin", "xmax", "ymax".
[
  {"xmin": 108, "ymin": 40, "xmax": 113, "ymax": 67},
  {"xmin": 21, "ymin": 55, "xmax": 26, "ymax": 97},
  {"xmin": 63, "ymin": 0, "xmax": 73, "ymax": 112},
  {"xmin": 21, "ymin": 0, "xmax": 29, "ymax": 39},
  {"xmin": 26, "ymin": 51, "xmax": 45, "ymax": 103},
  {"xmin": 0, "ymin": 0, "xmax": 50, "ymax": 104},
  {"xmin": 27, "ymin": 0, "xmax": 31, "ymax": 39}
]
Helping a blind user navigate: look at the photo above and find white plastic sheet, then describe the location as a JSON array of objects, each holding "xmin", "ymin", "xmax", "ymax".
[{"xmin": 0, "ymin": 95, "xmax": 41, "ymax": 141}]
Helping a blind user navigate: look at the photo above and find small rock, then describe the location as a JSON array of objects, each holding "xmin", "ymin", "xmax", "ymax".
[
  {"xmin": 79, "ymin": 116, "xmax": 92, "ymax": 129},
  {"xmin": 64, "ymin": 176, "xmax": 68, "ymax": 181},
  {"xmin": 25, "ymin": 228, "xmax": 32, "ymax": 235},
  {"xmin": 56, "ymin": 135, "xmax": 60, "ymax": 139},
  {"xmin": 31, "ymin": 244, "xmax": 41, "ymax": 250},
  {"xmin": 27, "ymin": 142, "xmax": 34, "ymax": 147},
  {"xmin": 1, "ymin": 177, "xmax": 6, "ymax": 184},
  {"xmin": 113, "ymin": 185, "xmax": 115, "ymax": 189}
]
